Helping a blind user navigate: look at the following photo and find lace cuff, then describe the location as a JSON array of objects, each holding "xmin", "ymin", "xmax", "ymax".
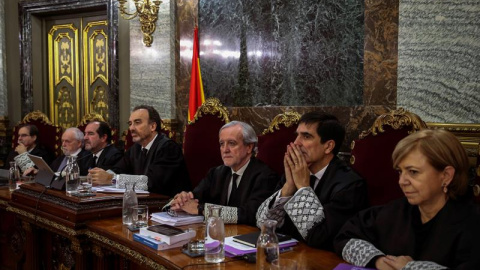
[
  {"xmin": 115, "ymin": 174, "xmax": 148, "ymax": 191},
  {"xmin": 256, "ymin": 191, "xmax": 288, "ymax": 228},
  {"xmin": 402, "ymin": 261, "xmax": 448, "ymax": 270},
  {"xmin": 284, "ymin": 187, "xmax": 324, "ymax": 239},
  {"xmin": 204, "ymin": 203, "xmax": 238, "ymax": 224},
  {"xmin": 14, "ymin": 152, "xmax": 35, "ymax": 172},
  {"xmin": 342, "ymin": 238, "xmax": 384, "ymax": 267}
]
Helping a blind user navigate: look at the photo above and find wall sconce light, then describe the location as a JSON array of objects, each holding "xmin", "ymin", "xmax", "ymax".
[{"xmin": 118, "ymin": 0, "xmax": 162, "ymax": 47}]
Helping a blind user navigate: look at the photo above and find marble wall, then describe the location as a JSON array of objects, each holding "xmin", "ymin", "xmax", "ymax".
[
  {"xmin": 398, "ymin": 0, "xmax": 480, "ymax": 123},
  {"xmin": 0, "ymin": 0, "xmax": 6, "ymax": 115},
  {"xmin": 175, "ymin": 0, "xmax": 399, "ymax": 150},
  {"xmin": 198, "ymin": 0, "xmax": 364, "ymax": 107},
  {"xmin": 129, "ymin": 0, "xmax": 176, "ymax": 119}
]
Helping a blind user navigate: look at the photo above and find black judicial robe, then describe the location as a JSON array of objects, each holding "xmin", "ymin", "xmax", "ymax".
[
  {"xmin": 193, "ymin": 157, "xmax": 279, "ymax": 226},
  {"xmin": 112, "ymin": 134, "xmax": 190, "ymax": 196},
  {"xmin": 334, "ymin": 198, "xmax": 480, "ymax": 269},
  {"xmin": 257, "ymin": 156, "xmax": 368, "ymax": 251}
]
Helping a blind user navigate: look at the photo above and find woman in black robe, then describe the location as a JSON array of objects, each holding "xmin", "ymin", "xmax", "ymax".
[{"xmin": 334, "ymin": 129, "xmax": 480, "ymax": 270}]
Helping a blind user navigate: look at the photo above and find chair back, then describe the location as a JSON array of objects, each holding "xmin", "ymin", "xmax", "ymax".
[
  {"xmin": 350, "ymin": 108, "xmax": 427, "ymax": 206},
  {"xmin": 257, "ymin": 111, "xmax": 301, "ymax": 175},
  {"xmin": 12, "ymin": 111, "xmax": 63, "ymax": 157},
  {"xmin": 183, "ymin": 97, "xmax": 230, "ymax": 188}
]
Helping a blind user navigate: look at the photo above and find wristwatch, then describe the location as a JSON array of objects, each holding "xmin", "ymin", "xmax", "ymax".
[{"xmin": 197, "ymin": 203, "xmax": 204, "ymax": 216}]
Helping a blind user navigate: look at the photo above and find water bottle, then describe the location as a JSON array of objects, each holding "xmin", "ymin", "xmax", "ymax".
[
  {"xmin": 205, "ymin": 205, "xmax": 225, "ymax": 263},
  {"xmin": 65, "ymin": 156, "xmax": 80, "ymax": 195},
  {"xmin": 256, "ymin": 219, "xmax": 279, "ymax": 269},
  {"xmin": 8, "ymin": 161, "xmax": 20, "ymax": 192},
  {"xmin": 122, "ymin": 182, "xmax": 138, "ymax": 225}
]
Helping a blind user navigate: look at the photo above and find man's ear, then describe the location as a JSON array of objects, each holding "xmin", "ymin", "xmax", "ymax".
[
  {"xmin": 151, "ymin": 121, "xmax": 157, "ymax": 132},
  {"xmin": 324, "ymin": 140, "xmax": 335, "ymax": 154}
]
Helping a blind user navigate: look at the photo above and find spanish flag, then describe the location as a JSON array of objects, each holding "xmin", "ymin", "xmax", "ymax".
[{"xmin": 188, "ymin": 27, "xmax": 205, "ymax": 122}]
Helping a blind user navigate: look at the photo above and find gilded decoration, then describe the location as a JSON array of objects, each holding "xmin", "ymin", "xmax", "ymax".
[
  {"xmin": 261, "ymin": 111, "xmax": 301, "ymax": 135},
  {"xmin": 91, "ymin": 86, "xmax": 109, "ymax": 120},
  {"xmin": 79, "ymin": 112, "xmax": 105, "ymax": 126},
  {"xmin": 56, "ymin": 86, "xmax": 77, "ymax": 128},
  {"xmin": 49, "ymin": 23, "xmax": 80, "ymax": 127},
  {"xmin": 86, "ymin": 231, "xmax": 167, "ymax": 270},
  {"xmin": 190, "ymin": 97, "xmax": 230, "ymax": 124},
  {"xmin": 21, "ymin": 110, "xmax": 53, "ymax": 125},
  {"xmin": 358, "ymin": 108, "xmax": 427, "ymax": 139},
  {"xmin": 426, "ymin": 122, "xmax": 480, "ymax": 159}
]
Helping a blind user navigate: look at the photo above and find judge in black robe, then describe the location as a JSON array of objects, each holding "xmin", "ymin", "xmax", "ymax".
[
  {"xmin": 334, "ymin": 198, "xmax": 480, "ymax": 269},
  {"xmin": 111, "ymin": 133, "xmax": 191, "ymax": 196},
  {"xmin": 193, "ymin": 157, "xmax": 278, "ymax": 225},
  {"xmin": 256, "ymin": 156, "xmax": 367, "ymax": 251}
]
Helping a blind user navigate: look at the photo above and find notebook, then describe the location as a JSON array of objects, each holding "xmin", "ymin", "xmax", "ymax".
[{"xmin": 232, "ymin": 231, "xmax": 291, "ymax": 248}]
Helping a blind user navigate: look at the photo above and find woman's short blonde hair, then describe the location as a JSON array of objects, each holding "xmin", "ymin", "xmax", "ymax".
[{"xmin": 392, "ymin": 129, "xmax": 470, "ymax": 199}]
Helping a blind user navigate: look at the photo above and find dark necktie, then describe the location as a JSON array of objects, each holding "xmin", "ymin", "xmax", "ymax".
[
  {"xmin": 310, "ymin": 175, "xmax": 317, "ymax": 190},
  {"xmin": 92, "ymin": 155, "xmax": 98, "ymax": 167},
  {"xmin": 228, "ymin": 173, "xmax": 240, "ymax": 206},
  {"xmin": 140, "ymin": 148, "xmax": 148, "ymax": 161}
]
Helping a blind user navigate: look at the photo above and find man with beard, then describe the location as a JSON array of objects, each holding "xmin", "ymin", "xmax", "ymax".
[
  {"xmin": 88, "ymin": 105, "xmax": 190, "ymax": 196},
  {"xmin": 50, "ymin": 127, "xmax": 91, "ymax": 175},
  {"xmin": 84, "ymin": 121, "xmax": 122, "ymax": 170}
]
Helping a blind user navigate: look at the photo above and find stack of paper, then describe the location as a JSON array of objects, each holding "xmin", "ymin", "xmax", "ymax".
[
  {"xmin": 133, "ymin": 233, "xmax": 189, "ymax": 251},
  {"xmin": 92, "ymin": 186, "xmax": 150, "ymax": 194},
  {"xmin": 224, "ymin": 235, "xmax": 298, "ymax": 257},
  {"xmin": 150, "ymin": 211, "xmax": 204, "ymax": 226}
]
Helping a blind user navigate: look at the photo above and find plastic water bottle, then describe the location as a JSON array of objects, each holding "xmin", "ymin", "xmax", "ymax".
[
  {"xmin": 122, "ymin": 182, "xmax": 138, "ymax": 225},
  {"xmin": 256, "ymin": 219, "xmax": 279, "ymax": 269},
  {"xmin": 205, "ymin": 205, "xmax": 225, "ymax": 263}
]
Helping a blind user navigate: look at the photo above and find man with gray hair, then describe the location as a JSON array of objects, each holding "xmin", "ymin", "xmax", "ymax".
[
  {"xmin": 50, "ymin": 127, "xmax": 91, "ymax": 175},
  {"xmin": 170, "ymin": 121, "xmax": 279, "ymax": 226}
]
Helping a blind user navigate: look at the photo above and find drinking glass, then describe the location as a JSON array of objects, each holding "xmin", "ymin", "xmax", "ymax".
[{"xmin": 132, "ymin": 205, "xmax": 149, "ymax": 228}]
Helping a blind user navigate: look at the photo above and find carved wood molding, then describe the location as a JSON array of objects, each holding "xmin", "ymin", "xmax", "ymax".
[
  {"xmin": 358, "ymin": 107, "xmax": 427, "ymax": 139},
  {"xmin": 86, "ymin": 231, "xmax": 168, "ymax": 270},
  {"xmin": 6, "ymin": 205, "xmax": 80, "ymax": 237},
  {"xmin": 261, "ymin": 110, "xmax": 301, "ymax": 135},
  {"xmin": 189, "ymin": 97, "xmax": 230, "ymax": 124}
]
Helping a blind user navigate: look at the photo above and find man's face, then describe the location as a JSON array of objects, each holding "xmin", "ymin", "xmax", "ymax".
[
  {"xmin": 219, "ymin": 125, "xmax": 253, "ymax": 171},
  {"xmin": 18, "ymin": 127, "xmax": 36, "ymax": 150},
  {"xmin": 62, "ymin": 130, "xmax": 82, "ymax": 156},
  {"xmin": 293, "ymin": 122, "xmax": 334, "ymax": 173},
  {"xmin": 84, "ymin": 122, "xmax": 107, "ymax": 152},
  {"xmin": 128, "ymin": 109, "xmax": 156, "ymax": 147}
]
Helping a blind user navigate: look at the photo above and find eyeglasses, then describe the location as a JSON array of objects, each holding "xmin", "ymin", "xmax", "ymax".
[{"xmin": 167, "ymin": 208, "xmax": 178, "ymax": 217}]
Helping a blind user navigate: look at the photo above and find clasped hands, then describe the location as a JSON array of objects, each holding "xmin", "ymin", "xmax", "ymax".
[
  {"xmin": 170, "ymin": 191, "xmax": 199, "ymax": 215},
  {"xmin": 281, "ymin": 143, "xmax": 311, "ymax": 197}
]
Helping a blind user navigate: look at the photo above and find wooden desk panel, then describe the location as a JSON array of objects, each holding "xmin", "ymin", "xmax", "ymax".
[{"xmin": 87, "ymin": 218, "xmax": 344, "ymax": 270}]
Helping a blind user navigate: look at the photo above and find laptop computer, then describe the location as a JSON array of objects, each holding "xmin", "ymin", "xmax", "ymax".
[{"xmin": 27, "ymin": 154, "xmax": 63, "ymax": 189}]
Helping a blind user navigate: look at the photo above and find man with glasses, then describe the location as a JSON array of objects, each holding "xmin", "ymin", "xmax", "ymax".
[{"xmin": 5, "ymin": 124, "xmax": 54, "ymax": 173}]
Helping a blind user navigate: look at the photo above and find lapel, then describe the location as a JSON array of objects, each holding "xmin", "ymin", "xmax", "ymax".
[
  {"xmin": 234, "ymin": 158, "xmax": 256, "ymax": 202},
  {"xmin": 96, "ymin": 145, "xmax": 110, "ymax": 166},
  {"xmin": 220, "ymin": 169, "xmax": 233, "ymax": 205}
]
